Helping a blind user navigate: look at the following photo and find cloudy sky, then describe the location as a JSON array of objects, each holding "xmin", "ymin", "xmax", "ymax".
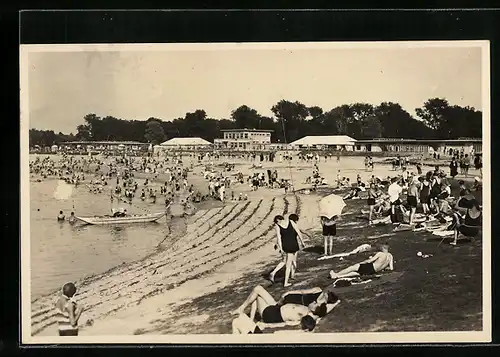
[{"xmin": 25, "ymin": 43, "xmax": 483, "ymax": 134}]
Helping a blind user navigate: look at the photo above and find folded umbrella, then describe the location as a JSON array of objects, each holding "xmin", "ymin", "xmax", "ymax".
[{"xmin": 319, "ymin": 194, "xmax": 346, "ymax": 219}]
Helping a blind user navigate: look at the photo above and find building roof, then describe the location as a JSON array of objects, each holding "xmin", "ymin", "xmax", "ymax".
[
  {"xmin": 290, "ymin": 135, "xmax": 356, "ymax": 146},
  {"xmin": 221, "ymin": 128, "xmax": 273, "ymax": 132},
  {"xmin": 160, "ymin": 137, "xmax": 212, "ymax": 146},
  {"xmin": 356, "ymin": 138, "xmax": 482, "ymax": 144},
  {"xmin": 60, "ymin": 141, "xmax": 147, "ymax": 145}
]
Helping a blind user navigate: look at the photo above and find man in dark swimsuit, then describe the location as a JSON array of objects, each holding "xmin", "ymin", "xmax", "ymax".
[{"xmin": 330, "ymin": 244, "xmax": 394, "ymax": 279}]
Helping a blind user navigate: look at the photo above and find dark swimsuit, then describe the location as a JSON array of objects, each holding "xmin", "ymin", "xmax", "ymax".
[
  {"xmin": 283, "ymin": 292, "xmax": 321, "ymax": 306},
  {"xmin": 358, "ymin": 263, "xmax": 377, "ymax": 276},
  {"xmin": 261, "ymin": 305, "xmax": 284, "ymax": 323},
  {"xmin": 420, "ymin": 183, "xmax": 430, "ymax": 204},
  {"xmin": 279, "ymin": 222, "xmax": 300, "ymax": 253},
  {"xmin": 459, "ymin": 211, "xmax": 482, "ymax": 237},
  {"xmin": 283, "ymin": 291, "xmax": 339, "ymax": 306}
]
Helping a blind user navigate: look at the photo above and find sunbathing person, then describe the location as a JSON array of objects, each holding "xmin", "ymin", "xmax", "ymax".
[
  {"xmin": 232, "ymin": 313, "xmax": 318, "ymax": 334},
  {"xmin": 230, "ymin": 285, "xmax": 340, "ymax": 327},
  {"xmin": 329, "ymin": 244, "xmax": 394, "ymax": 279}
]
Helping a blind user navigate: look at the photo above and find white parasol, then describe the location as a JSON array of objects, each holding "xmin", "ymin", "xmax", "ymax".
[{"xmin": 319, "ymin": 194, "xmax": 346, "ymax": 219}]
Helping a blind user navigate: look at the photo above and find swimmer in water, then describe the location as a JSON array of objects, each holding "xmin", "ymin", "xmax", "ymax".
[
  {"xmin": 68, "ymin": 212, "xmax": 76, "ymax": 224},
  {"xmin": 57, "ymin": 211, "xmax": 65, "ymax": 221}
]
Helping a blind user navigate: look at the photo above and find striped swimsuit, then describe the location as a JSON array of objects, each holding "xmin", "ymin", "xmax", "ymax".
[{"xmin": 55, "ymin": 297, "xmax": 79, "ymax": 336}]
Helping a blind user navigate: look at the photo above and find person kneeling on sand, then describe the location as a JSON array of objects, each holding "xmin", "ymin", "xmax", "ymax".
[
  {"xmin": 329, "ymin": 244, "xmax": 394, "ymax": 280},
  {"xmin": 230, "ymin": 285, "xmax": 340, "ymax": 331}
]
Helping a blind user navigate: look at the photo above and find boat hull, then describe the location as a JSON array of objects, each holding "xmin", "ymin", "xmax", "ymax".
[{"xmin": 75, "ymin": 212, "xmax": 166, "ymax": 225}]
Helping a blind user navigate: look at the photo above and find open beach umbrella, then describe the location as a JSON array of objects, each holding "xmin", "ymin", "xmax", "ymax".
[{"xmin": 319, "ymin": 194, "xmax": 346, "ymax": 219}]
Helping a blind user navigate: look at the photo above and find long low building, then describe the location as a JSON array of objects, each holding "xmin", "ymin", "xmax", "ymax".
[
  {"xmin": 355, "ymin": 138, "xmax": 482, "ymax": 156},
  {"xmin": 58, "ymin": 141, "xmax": 149, "ymax": 152}
]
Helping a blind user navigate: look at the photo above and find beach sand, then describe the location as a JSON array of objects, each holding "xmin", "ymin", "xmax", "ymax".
[{"xmin": 30, "ymin": 155, "xmax": 483, "ymax": 336}]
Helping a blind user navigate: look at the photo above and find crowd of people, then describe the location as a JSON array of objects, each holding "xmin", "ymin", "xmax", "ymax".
[{"xmin": 32, "ymin": 147, "xmax": 483, "ymax": 336}]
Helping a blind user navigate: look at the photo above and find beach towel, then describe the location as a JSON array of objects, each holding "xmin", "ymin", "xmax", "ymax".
[
  {"xmin": 325, "ymin": 271, "xmax": 403, "ymax": 294},
  {"xmin": 432, "ymin": 230, "xmax": 455, "ymax": 237},
  {"xmin": 317, "ymin": 244, "xmax": 371, "ymax": 261}
]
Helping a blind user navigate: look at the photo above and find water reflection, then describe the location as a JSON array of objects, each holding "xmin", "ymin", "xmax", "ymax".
[{"xmin": 30, "ymin": 181, "xmax": 168, "ymax": 298}]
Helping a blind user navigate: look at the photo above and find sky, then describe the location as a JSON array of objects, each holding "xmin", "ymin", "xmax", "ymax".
[{"xmin": 25, "ymin": 44, "xmax": 483, "ymax": 134}]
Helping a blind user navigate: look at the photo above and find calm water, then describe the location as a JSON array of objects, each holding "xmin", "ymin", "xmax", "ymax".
[{"xmin": 30, "ymin": 179, "xmax": 170, "ymax": 298}]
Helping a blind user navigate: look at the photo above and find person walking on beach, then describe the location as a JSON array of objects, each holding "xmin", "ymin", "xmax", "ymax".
[
  {"xmin": 271, "ymin": 215, "xmax": 305, "ymax": 287},
  {"xmin": 321, "ymin": 215, "xmax": 337, "ymax": 256},
  {"xmin": 55, "ymin": 282, "xmax": 84, "ymax": 336}
]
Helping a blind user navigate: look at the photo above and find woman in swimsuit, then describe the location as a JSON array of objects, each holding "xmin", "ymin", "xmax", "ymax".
[
  {"xmin": 450, "ymin": 199, "xmax": 482, "ymax": 246},
  {"xmin": 407, "ymin": 176, "xmax": 419, "ymax": 225},
  {"xmin": 367, "ymin": 183, "xmax": 379, "ymax": 225},
  {"xmin": 271, "ymin": 215, "xmax": 305, "ymax": 287},
  {"xmin": 230, "ymin": 285, "xmax": 339, "ymax": 330},
  {"xmin": 419, "ymin": 177, "xmax": 431, "ymax": 215}
]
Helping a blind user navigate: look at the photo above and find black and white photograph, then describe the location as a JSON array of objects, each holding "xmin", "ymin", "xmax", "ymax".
[{"xmin": 20, "ymin": 41, "xmax": 491, "ymax": 344}]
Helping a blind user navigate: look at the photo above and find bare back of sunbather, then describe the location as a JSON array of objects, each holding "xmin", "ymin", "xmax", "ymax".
[{"xmin": 371, "ymin": 251, "xmax": 393, "ymax": 272}]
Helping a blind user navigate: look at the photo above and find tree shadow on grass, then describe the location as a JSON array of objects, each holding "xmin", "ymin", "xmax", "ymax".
[{"xmin": 139, "ymin": 189, "xmax": 483, "ymax": 335}]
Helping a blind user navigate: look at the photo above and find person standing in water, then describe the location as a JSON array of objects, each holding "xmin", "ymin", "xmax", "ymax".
[
  {"xmin": 57, "ymin": 211, "xmax": 65, "ymax": 221},
  {"xmin": 68, "ymin": 212, "xmax": 76, "ymax": 224},
  {"xmin": 55, "ymin": 282, "xmax": 84, "ymax": 336}
]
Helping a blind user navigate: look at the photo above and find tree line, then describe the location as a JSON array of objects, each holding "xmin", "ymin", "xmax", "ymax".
[{"xmin": 29, "ymin": 98, "xmax": 482, "ymax": 147}]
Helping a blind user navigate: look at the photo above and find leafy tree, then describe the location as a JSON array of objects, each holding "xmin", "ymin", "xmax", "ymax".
[
  {"xmin": 415, "ymin": 98, "xmax": 450, "ymax": 129},
  {"xmin": 32, "ymin": 97, "xmax": 482, "ymax": 147},
  {"xmin": 271, "ymin": 100, "xmax": 309, "ymax": 142},
  {"xmin": 144, "ymin": 119, "xmax": 166, "ymax": 145},
  {"xmin": 231, "ymin": 105, "xmax": 262, "ymax": 129},
  {"xmin": 359, "ymin": 116, "xmax": 383, "ymax": 139}
]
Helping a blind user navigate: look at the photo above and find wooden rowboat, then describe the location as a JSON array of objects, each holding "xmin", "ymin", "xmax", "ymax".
[{"xmin": 75, "ymin": 212, "xmax": 166, "ymax": 225}]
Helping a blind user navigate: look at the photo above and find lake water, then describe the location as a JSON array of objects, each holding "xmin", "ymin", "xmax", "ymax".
[{"xmin": 29, "ymin": 179, "xmax": 171, "ymax": 298}]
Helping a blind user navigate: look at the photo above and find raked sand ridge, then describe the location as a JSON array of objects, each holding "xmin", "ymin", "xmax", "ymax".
[{"xmin": 31, "ymin": 193, "xmax": 304, "ymax": 336}]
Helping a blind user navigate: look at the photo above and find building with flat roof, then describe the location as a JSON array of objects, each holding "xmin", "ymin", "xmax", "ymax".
[
  {"xmin": 214, "ymin": 128, "xmax": 273, "ymax": 151},
  {"xmin": 355, "ymin": 138, "xmax": 482, "ymax": 156}
]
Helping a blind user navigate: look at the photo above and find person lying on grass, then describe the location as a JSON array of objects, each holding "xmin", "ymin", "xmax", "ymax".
[
  {"xmin": 230, "ymin": 285, "xmax": 340, "ymax": 329},
  {"xmin": 329, "ymin": 244, "xmax": 394, "ymax": 280},
  {"xmin": 232, "ymin": 311, "xmax": 318, "ymax": 334}
]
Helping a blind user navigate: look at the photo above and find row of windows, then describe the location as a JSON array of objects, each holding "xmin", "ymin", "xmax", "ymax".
[{"xmin": 224, "ymin": 132, "xmax": 270, "ymax": 139}]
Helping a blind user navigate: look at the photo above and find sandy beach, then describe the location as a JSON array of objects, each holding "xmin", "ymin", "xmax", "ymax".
[{"xmin": 29, "ymin": 154, "xmax": 483, "ymax": 336}]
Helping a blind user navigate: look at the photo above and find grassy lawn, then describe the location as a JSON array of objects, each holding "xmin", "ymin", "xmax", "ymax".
[{"xmin": 143, "ymin": 181, "xmax": 483, "ymax": 334}]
